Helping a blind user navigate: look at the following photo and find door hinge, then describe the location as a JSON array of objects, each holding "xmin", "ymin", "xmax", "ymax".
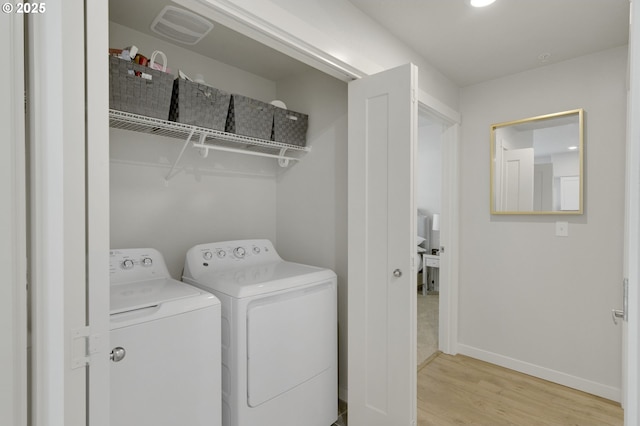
[
  {"xmin": 612, "ymin": 278, "xmax": 629, "ymax": 325},
  {"xmin": 71, "ymin": 327, "xmax": 102, "ymax": 369}
]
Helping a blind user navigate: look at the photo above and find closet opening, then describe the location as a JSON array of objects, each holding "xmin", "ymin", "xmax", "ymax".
[{"xmin": 104, "ymin": 0, "xmax": 349, "ymax": 424}]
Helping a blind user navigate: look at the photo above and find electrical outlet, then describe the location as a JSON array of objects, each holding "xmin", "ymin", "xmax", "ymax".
[{"xmin": 555, "ymin": 221, "xmax": 569, "ymax": 237}]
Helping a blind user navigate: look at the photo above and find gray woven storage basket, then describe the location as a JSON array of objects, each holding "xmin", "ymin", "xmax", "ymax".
[
  {"xmin": 273, "ymin": 108, "xmax": 308, "ymax": 147},
  {"xmin": 109, "ymin": 56, "xmax": 174, "ymax": 120},
  {"xmin": 225, "ymin": 94, "xmax": 274, "ymax": 140},
  {"xmin": 169, "ymin": 79, "xmax": 231, "ymax": 130}
]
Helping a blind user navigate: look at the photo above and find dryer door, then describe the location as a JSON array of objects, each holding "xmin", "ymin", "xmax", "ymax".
[{"xmin": 246, "ymin": 281, "xmax": 336, "ymax": 407}]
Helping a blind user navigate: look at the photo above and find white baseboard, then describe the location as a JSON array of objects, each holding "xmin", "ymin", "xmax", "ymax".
[{"xmin": 457, "ymin": 344, "xmax": 621, "ymax": 403}]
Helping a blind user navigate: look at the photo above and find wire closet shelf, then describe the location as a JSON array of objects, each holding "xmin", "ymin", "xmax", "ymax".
[{"xmin": 108, "ymin": 109, "xmax": 310, "ymax": 178}]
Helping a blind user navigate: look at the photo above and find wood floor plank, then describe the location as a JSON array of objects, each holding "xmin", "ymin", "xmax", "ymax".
[{"xmin": 417, "ymin": 353, "xmax": 623, "ymax": 426}]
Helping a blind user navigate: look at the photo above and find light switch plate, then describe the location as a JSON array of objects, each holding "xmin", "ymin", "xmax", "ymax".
[{"xmin": 556, "ymin": 221, "xmax": 569, "ymax": 237}]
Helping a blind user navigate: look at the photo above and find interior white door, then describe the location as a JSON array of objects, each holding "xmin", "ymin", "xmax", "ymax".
[
  {"xmin": 501, "ymin": 148, "xmax": 534, "ymax": 211},
  {"xmin": 348, "ymin": 63, "xmax": 418, "ymax": 426}
]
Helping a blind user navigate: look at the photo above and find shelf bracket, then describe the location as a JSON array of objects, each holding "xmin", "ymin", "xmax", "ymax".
[
  {"xmin": 278, "ymin": 148, "xmax": 290, "ymax": 167},
  {"xmin": 196, "ymin": 133, "xmax": 209, "ymax": 158},
  {"xmin": 165, "ymin": 128, "xmax": 197, "ymax": 182}
]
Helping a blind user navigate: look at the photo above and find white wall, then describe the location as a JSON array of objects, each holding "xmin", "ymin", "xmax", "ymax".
[
  {"xmin": 552, "ymin": 151, "xmax": 580, "ymax": 177},
  {"xmin": 459, "ymin": 46, "xmax": 627, "ymax": 400},
  {"xmin": 109, "ymin": 23, "xmax": 280, "ymax": 278},
  {"xmin": 273, "ymin": 69, "xmax": 348, "ymax": 399}
]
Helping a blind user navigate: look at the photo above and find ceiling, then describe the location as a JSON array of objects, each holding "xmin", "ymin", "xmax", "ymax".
[
  {"xmin": 108, "ymin": 0, "xmax": 315, "ymax": 82},
  {"xmin": 109, "ymin": 0, "xmax": 630, "ymax": 87},
  {"xmin": 348, "ymin": 0, "xmax": 630, "ymax": 87}
]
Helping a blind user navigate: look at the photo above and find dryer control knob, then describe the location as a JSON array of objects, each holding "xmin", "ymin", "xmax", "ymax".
[
  {"xmin": 203, "ymin": 251, "xmax": 213, "ymax": 260},
  {"xmin": 252, "ymin": 246, "xmax": 261, "ymax": 254},
  {"xmin": 142, "ymin": 257, "xmax": 153, "ymax": 267},
  {"xmin": 122, "ymin": 259, "xmax": 134, "ymax": 269},
  {"xmin": 216, "ymin": 250, "xmax": 226, "ymax": 259},
  {"xmin": 233, "ymin": 247, "xmax": 246, "ymax": 258}
]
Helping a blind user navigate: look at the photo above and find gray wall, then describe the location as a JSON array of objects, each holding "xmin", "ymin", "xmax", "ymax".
[
  {"xmin": 458, "ymin": 46, "xmax": 627, "ymax": 399},
  {"xmin": 109, "ymin": 22, "xmax": 280, "ymax": 277},
  {"xmin": 274, "ymin": 70, "xmax": 348, "ymax": 398}
]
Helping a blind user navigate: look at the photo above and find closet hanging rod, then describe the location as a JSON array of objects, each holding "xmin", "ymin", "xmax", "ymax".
[{"xmin": 192, "ymin": 142, "xmax": 300, "ymax": 165}]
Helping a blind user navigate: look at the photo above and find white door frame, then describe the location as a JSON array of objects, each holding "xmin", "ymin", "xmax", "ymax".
[
  {"xmin": 86, "ymin": 0, "xmax": 112, "ymax": 425},
  {"xmin": 1, "ymin": 9, "xmax": 27, "ymax": 426},
  {"xmin": 624, "ymin": 1, "xmax": 640, "ymax": 424},
  {"xmin": 27, "ymin": 2, "xmax": 88, "ymax": 425},
  {"xmin": 417, "ymin": 91, "xmax": 461, "ymax": 356}
]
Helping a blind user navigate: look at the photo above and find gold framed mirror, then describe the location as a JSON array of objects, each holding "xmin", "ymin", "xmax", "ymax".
[{"xmin": 490, "ymin": 109, "xmax": 584, "ymax": 215}]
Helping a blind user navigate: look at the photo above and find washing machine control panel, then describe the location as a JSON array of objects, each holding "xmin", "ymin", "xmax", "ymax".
[
  {"xmin": 190, "ymin": 239, "xmax": 282, "ymax": 271},
  {"xmin": 110, "ymin": 248, "xmax": 170, "ymax": 284}
]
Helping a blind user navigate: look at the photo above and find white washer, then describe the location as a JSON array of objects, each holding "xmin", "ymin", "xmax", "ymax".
[
  {"xmin": 110, "ymin": 248, "xmax": 221, "ymax": 426},
  {"xmin": 183, "ymin": 239, "xmax": 337, "ymax": 426}
]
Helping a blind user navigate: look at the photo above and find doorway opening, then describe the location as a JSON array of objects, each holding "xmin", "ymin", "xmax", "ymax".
[{"xmin": 416, "ymin": 111, "xmax": 444, "ymax": 366}]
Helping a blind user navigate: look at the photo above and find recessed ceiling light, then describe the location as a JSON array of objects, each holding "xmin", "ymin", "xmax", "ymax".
[
  {"xmin": 568, "ymin": 146, "xmax": 578, "ymax": 150},
  {"xmin": 469, "ymin": 0, "xmax": 497, "ymax": 7}
]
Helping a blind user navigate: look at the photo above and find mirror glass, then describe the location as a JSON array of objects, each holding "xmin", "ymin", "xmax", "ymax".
[{"xmin": 490, "ymin": 109, "xmax": 583, "ymax": 214}]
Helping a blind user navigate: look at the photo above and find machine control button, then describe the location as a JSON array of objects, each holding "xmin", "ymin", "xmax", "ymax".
[
  {"xmin": 233, "ymin": 247, "xmax": 246, "ymax": 259},
  {"xmin": 142, "ymin": 257, "xmax": 153, "ymax": 267},
  {"xmin": 203, "ymin": 251, "xmax": 213, "ymax": 260},
  {"xmin": 122, "ymin": 259, "xmax": 134, "ymax": 269},
  {"xmin": 216, "ymin": 250, "xmax": 226, "ymax": 259},
  {"xmin": 252, "ymin": 246, "xmax": 261, "ymax": 254}
]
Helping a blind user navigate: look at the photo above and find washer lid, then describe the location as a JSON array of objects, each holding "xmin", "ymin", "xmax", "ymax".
[
  {"xmin": 184, "ymin": 261, "xmax": 336, "ymax": 298},
  {"xmin": 110, "ymin": 278, "xmax": 204, "ymax": 315}
]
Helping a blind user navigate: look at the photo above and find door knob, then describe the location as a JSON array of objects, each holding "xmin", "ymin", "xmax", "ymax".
[
  {"xmin": 110, "ymin": 347, "xmax": 126, "ymax": 362},
  {"xmin": 393, "ymin": 269, "xmax": 402, "ymax": 278}
]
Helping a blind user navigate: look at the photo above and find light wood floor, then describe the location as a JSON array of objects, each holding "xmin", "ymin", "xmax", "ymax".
[{"xmin": 417, "ymin": 353, "xmax": 623, "ymax": 426}]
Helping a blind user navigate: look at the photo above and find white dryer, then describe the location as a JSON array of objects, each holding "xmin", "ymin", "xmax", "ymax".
[
  {"xmin": 183, "ymin": 239, "xmax": 337, "ymax": 426},
  {"xmin": 110, "ymin": 248, "xmax": 221, "ymax": 426}
]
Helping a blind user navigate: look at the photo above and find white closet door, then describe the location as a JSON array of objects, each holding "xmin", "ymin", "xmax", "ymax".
[
  {"xmin": 348, "ymin": 63, "xmax": 417, "ymax": 426},
  {"xmin": 0, "ymin": 9, "xmax": 27, "ymax": 426}
]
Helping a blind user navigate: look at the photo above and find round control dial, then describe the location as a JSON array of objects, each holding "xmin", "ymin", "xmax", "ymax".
[
  {"xmin": 216, "ymin": 250, "xmax": 226, "ymax": 259},
  {"xmin": 203, "ymin": 251, "xmax": 213, "ymax": 260},
  {"xmin": 122, "ymin": 259, "xmax": 134, "ymax": 269},
  {"xmin": 252, "ymin": 246, "xmax": 261, "ymax": 254},
  {"xmin": 142, "ymin": 258, "xmax": 153, "ymax": 267},
  {"xmin": 233, "ymin": 247, "xmax": 246, "ymax": 259}
]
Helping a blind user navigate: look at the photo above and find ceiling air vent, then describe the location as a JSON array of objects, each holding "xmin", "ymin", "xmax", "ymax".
[{"xmin": 150, "ymin": 6, "xmax": 214, "ymax": 46}]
